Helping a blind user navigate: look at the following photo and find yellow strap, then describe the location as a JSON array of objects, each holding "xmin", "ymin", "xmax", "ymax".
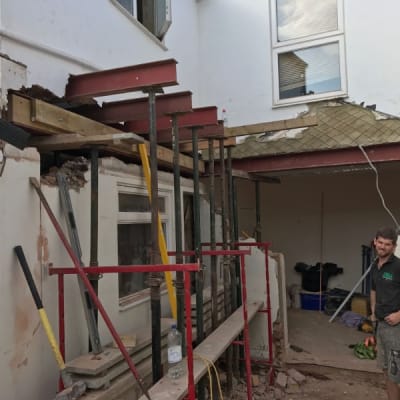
[
  {"xmin": 137, "ymin": 143, "xmax": 177, "ymax": 320},
  {"xmin": 38, "ymin": 308, "xmax": 66, "ymax": 370}
]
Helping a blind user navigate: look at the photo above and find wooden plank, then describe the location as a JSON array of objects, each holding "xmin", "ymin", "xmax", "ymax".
[
  {"xmin": 180, "ymin": 137, "xmax": 236, "ymax": 153},
  {"xmin": 66, "ymin": 318, "xmax": 174, "ymax": 375},
  {"xmin": 8, "ymin": 94, "xmax": 203, "ymax": 173},
  {"xmin": 225, "ymin": 115, "xmax": 318, "ymax": 137},
  {"xmin": 138, "ymin": 301, "xmax": 263, "ymax": 400},
  {"xmin": 29, "ymin": 132, "xmax": 143, "ymax": 151},
  {"xmin": 8, "ymin": 93, "xmax": 66, "ymax": 135}
]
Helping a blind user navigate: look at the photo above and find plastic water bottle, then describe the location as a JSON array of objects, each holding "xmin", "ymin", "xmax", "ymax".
[{"xmin": 167, "ymin": 323, "xmax": 184, "ymax": 379}]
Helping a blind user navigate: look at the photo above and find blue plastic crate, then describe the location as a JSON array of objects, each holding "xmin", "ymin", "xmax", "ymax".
[{"xmin": 300, "ymin": 292, "xmax": 326, "ymax": 310}]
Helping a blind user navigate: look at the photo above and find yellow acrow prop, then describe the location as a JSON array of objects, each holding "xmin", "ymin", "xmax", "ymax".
[
  {"xmin": 137, "ymin": 143, "xmax": 177, "ymax": 320},
  {"xmin": 38, "ymin": 308, "xmax": 66, "ymax": 370}
]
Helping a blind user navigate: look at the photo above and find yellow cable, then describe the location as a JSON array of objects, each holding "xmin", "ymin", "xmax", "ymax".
[
  {"xmin": 194, "ymin": 354, "xmax": 224, "ymax": 400},
  {"xmin": 137, "ymin": 143, "xmax": 177, "ymax": 320}
]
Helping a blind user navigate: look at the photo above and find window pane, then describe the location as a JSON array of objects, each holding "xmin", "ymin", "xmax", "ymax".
[
  {"xmin": 117, "ymin": 0, "xmax": 134, "ymax": 15},
  {"xmin": 118, "ymin": 223, "xmax": 165, "ymax": 298},
  {"xmin": 277, "ymin": 0, "xmax": 338, "ymax": 42},
  {"xmin": 278, "ymin": 42, "xmax": 341, "ymax": 100},
  {"xmin": 118, "ymin": 224, "xmax": 151, "ymax": 298},
  {"xmin": 119, "ymin": 193, "xmax": 165, "ymax": 213}
]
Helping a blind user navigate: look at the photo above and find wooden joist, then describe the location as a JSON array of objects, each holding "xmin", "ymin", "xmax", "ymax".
[
  {"xmin": 179, "ymin": 137, "xmax": 236, "ymax": 153},
  {"xmin": 29, "ymin": 132, "xmax": 142, "ymax": 151},
  {"xmin": 224, "ymin": 114, "xmax": 317, "ymax": 137},
  {"xmin": 138, "ymin": 301, "xmax": 263, "ymax": 400},
  {"xmin": 7, "ymin": 94, "xmax": 204, "ymax": 173}
]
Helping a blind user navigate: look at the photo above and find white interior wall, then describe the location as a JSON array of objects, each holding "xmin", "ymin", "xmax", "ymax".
[{"xmin": 237, "ymin": 167, "xmax": 400, "ymax": 292}]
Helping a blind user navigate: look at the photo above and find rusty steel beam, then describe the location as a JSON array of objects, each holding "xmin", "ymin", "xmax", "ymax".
[
  {"xmin": 65, "ymin": 59, "xmax": 178, "ymax": 99},
  {"xmin": 157, "ymin": 121, "xmax": 225, "ymax": 144},
  {"xmin": 125, "ymin": 106, "xmax": 218, "ymax": 134},
  {"xmin": 83, "ymin": 91, "xmax": 193, "ymax": 123},
  {"xmin": 230, "ymin": 143, "xmax": 400, "ymax": 173}
]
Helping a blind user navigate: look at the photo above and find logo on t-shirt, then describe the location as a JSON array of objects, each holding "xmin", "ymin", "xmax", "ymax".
[{"xmin": 383, "ymin": 272, "xmax": 393, "ymax": 281}]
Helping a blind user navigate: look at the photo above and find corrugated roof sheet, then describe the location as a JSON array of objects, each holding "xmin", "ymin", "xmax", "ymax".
[{"xmin": 231, "ymin": 101, "xmax": 400, "ymax": 159}]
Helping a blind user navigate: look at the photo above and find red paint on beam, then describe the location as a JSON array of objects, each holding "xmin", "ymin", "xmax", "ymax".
[
  {"xmin": 157, "ymin": 121, "xmax": 225, "ymax": 143},
  {"xmin": 125, "ymin": 106, "xmax": 218, "ymax": 133},
  {"xmin": 65, "ymin": 59, "xmax": 178, "ymax": 99},
  {"xmin": 231, "ymin": 143, "xmax": 400, "ymax": 173},
  {"xmin": 88, "ymin": 91, "xmax": 193, "ymax": 123}
]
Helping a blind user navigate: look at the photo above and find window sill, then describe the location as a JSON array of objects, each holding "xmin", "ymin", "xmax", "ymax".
[
  {"xmin": 109, "ymin": 0, "xmax": 168, "ymax": 51},
  {"xmin": 119, "ymin": 284, "xmax": 168, "ymax": 312},
  {"xmin": 272, "ymin": 91, "xmax": 348, "ymax": 109}
]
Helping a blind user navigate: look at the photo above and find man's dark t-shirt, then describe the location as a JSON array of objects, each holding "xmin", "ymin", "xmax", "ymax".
[{"xmin": 371, "ymin": 254, "xmax": 400, "ymax": 320}]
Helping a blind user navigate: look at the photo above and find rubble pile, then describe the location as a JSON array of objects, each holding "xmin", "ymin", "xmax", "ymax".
[{"xmin": 41, "ymin": 157, "xmax": 88, "ymax": 190}]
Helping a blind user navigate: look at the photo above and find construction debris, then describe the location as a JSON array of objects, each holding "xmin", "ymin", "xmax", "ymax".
[{"xmin": 41, "ymin": 157, "xmax": 88, "ymax": 189}]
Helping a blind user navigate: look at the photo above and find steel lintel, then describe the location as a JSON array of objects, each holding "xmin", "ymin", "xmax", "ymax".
[
  {"xmin": 85, "ymin": 91, "xmax": 193, "ymax": 123},
  {"xmin": 65, "ymin": 59, "xmax": 178, "ymax": 99},
  {"xmin": 157, "ymin": 121, "xmax": 225, "ymax": 143},
  {"xmin": 125, "ymin": 106, "xmax": 218, "ymax": 134},
  {"xmin": 230, "ymin": 143, "xmax": 400, "ymax": 173}
]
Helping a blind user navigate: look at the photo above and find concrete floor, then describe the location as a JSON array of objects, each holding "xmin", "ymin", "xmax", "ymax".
[{"xmin": 285, "ymin": 308, "xmax": 380, "ymax": 373}]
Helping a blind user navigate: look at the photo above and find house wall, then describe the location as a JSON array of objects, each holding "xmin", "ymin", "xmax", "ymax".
[{"xmin": 236, "ymin": 167, "xmax": 400, "ymax": 291}]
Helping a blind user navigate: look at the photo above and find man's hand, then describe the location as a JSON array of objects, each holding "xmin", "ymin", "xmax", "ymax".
[{"xmin": 384, "ymin": 311, "xmax": 400, "ymax": 326}]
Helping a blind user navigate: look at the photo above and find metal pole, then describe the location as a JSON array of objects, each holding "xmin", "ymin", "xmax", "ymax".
[
  {"xmin": 329, "ymin": 260, "xmax": 375, "ymax": 323},
  {"xmin": 227, "ymin": 146, "xmax": 239, "ymax": 378},
  {"xmin": 148, "ymin": 89, "xmax": 162, "ymax": 383},
  {"xmin": 255, "ymin": 180, "xmax": 261, "ymax": 242},
  {"xmin": 185, "ymin": 270, "xmax": 196, "ymax": 400},
  {"xmin": 220, "ymin": 138, "xmax": 233, "ymax": 395},
  {"xmin": 192, "ymin": 127, "xmax": 205, "ymax": 400},
  {"xmin": 209, "ymin": 139, "xmax": 218, "ymax": 330},
  {"xmin": 90, "ymin": 147, "xmax": 100, "ymax": 351},
  {"xmin": 172, "ymin": 114, "xmax": 186, "ymax": 355}
]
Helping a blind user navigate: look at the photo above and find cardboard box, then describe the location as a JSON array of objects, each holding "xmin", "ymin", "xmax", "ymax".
[{"xmin": 351, "ymin": 295, "xmax": 370, "ymax": 317}]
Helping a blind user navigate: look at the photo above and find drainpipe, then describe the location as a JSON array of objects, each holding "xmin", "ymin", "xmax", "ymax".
[
  {"xmin": 148, "ymin": 90, "xmax": 162, "ymax": 383},
  {"xmin": 172, "ymin": 114, "xmax": 185, "ymax": 355}
]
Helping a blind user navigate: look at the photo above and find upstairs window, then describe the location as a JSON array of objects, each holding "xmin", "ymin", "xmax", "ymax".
[
  {"xmin": 114, "ymin": 0, "xmax": 172, "ymax": 40},
  {"xmin": 271, "ymin": 0, "xmax": 346, "ymax": 105}
]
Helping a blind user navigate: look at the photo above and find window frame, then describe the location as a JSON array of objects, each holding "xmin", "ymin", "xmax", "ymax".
[
  {"xmin": 270, "ymin": 0, "xmax": 347, "ymax": 106},
  {"xmin": 117, "ymin": 184, "xmax": 171, "ymax": 305},
  {"xmin": 110, "ymin": 0, "xmax": 170, "ymax": 47}
]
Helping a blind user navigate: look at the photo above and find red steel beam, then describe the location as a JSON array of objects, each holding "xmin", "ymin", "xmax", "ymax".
[
  {"xmin": 83, "ymin": 91, "xmax": 193, "ymax": 123},
  {"xmin": 230, "ymin": 143, "xmax": 400, "ymax": 173},
  {"xmin": 157, "ymin": 121, "xmax": 225, "ymax": 143},
  {"xmin": 65, "ymin": 59, "xmax": 178, "ymax": 99},
  {"xmin": 125, "ymin": 106, "xmax": 218, "ymax": 133}
]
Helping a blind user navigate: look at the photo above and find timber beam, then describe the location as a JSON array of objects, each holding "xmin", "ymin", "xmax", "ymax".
[
  {"xmin": 7, "ymin": 93, "xmax": 204, "ymax": 173},
  {"xmin": 83, "ymin": 91, "xmax": 193, "ymax": 123},
  {"xmin": 125, "ymin": 106, "xmax": 218, "ymax": 134},
  {"xmin": 29, "ymin": 132, "xmax": 142, "ymax": 151},
  {"xmin": 157, "ymin": 121, "xmax": 225, "ymax": 144},
  {"xmin": 180, "ymin": 137, "xmax": 236, "ymax": 153},
  {"xmin": 65, "ymin": 59, "xmax": 178, "ymax": 99},
  {"xmin": 224, "ymin": 114, "xmax": 318, "ymax": 137}
]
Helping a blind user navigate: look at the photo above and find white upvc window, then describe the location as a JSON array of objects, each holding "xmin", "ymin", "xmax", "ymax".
[
  {"xmin": 117, "ymin": 185, "xmax": 170, "ymax": 304},
  {"xmin": 112, "ymin": 0, "xmax": 172, "ymax": 41},
  {"xmin": 270, "ymin": 0, "xmax": 347, "ymax": 106}
]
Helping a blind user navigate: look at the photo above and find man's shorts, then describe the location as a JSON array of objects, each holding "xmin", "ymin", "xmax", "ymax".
[{"xmin": 377, "ymin": 321, "xmax": 400, "ymax": 383}]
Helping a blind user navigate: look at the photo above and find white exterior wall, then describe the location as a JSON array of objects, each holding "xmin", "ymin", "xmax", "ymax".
[{"xmin": 1, "ymin": 0, "xmax": 400, "ymax": 397}]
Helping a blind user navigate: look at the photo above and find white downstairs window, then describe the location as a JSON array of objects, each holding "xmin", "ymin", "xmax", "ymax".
[
  {"xmin": 117, "ymin": 187, "xmax": 169, "ymax": 304},
  {"xmin": 271, "ymin": 0, "xmax": 347, "ymax": 106}
]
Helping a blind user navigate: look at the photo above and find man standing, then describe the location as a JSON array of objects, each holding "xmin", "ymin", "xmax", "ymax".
[{"xmin": 371, "ymin": 227, "xmax": 400, "ymax": 400}]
